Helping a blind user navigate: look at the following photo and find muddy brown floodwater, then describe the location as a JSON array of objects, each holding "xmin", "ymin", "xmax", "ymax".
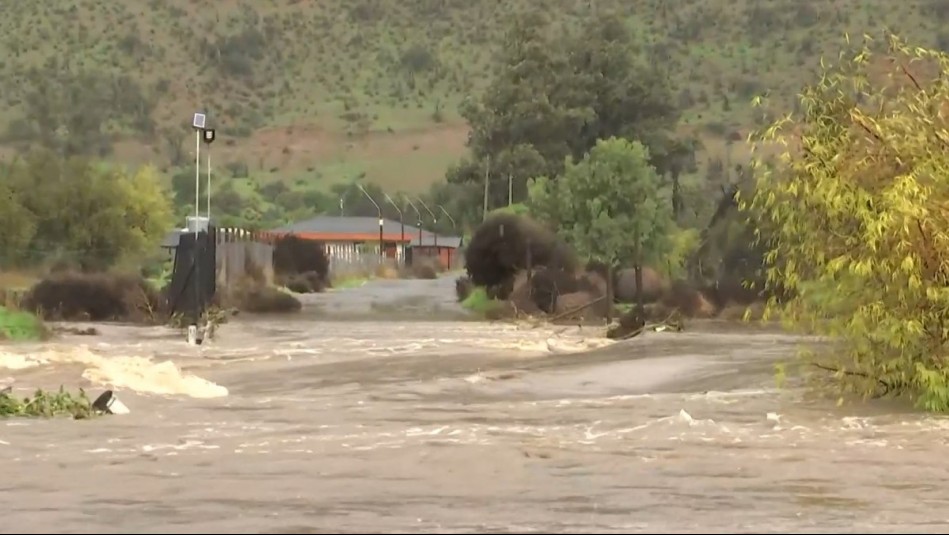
[{"xmin": 2, "ymin": 275, "xmax": 949, "ymax": 533}]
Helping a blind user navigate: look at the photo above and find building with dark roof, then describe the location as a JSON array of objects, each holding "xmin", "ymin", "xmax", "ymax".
[{"xmin": 270, "ymin": 216, "xmax": 463, "ymax": 269}]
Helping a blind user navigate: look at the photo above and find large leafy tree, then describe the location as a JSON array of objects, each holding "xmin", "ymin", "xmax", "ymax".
[
  {"xmin": 745, "ymin": 34, "xmax": 949, "ymax": 411},
  {"xmin": 0, "ymin": 150, "xmax": 173, "ymax": 270},
  {"xmin": 448, "ymin": 8, "xmax": 679, "ymax": 215},
  {"xmin": 529, "ymin": 137, "xmax": 676, "ymax": 314}
]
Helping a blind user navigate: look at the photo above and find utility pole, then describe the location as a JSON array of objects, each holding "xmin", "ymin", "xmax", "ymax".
[
  {"xmin": 482, "ymin": 157, "xmax": 491, "ymax": 221},
  {"xmin": 508, "ymin": 173, "xmax": 513, "ymax": 206}
]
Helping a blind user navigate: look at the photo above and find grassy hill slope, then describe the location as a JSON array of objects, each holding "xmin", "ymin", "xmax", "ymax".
[{"xmin": 0, "ymin": 0, "xmax": 946, "ymax": 194}]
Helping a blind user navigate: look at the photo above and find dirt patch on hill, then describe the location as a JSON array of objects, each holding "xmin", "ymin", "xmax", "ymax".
[{"xmin": 112, "ymin": 120, "xmax": 471, "ymax": 192}]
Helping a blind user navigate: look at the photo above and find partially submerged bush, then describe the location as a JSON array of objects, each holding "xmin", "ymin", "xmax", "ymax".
[
  {"xmin": 659, "ymin": 280, "xmax": 717, "ymax": 318},
  {"xmin": 551, "ymin": 291, "xmax": 606, "ymax": 323},
  {"xmin": 273, "ymin": 235, "xmax": 329, "ymax": 286},
  {"xmin": 0, "ymin": 387, "xmax": 97, "ymax": 419},
  {"xmin": 375, "ymin": 262, "xmax": 400, "ymax": 279},
  {"xmin": 466, "ymin": 267, "xmax": 610, "ymax": 321},
  {"xmin": 455, "ymin": 275, "xmax": 473, "ymax": 302},
  {"xmin": 0, "ymin": 306, "xmax": 48, "ymax": 341},
  {"xmin": 281, "ymin": 271, "xmax": 327, "ymax": 294},
  {"xmin": 21, "ymin": 272, "xmax": 163, "ymax": 323},
  {"xmin": 411, "ymin": 257, "xmax": 439, "ymax": 279},
  {"xmin": 460, "ymin": 286, "xmax": 504, "ymax": 317},
  {"xmin": 529, "ymin": 267, "xmax": 583, "ymax": 313},
  {"xmin": 464, "ymin": 213, "xmax": 576, "ymax": 297},
  {"xmin": 230, "ymin": 285, "xmax": 302, "ymax": 314}
]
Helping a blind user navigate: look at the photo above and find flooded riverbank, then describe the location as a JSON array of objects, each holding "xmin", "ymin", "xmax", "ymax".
[{"xmin": 1, "ymin": 276, "xmax": 947, "ymax": 533}]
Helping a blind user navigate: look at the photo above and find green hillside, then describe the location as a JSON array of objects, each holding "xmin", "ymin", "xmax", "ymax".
[{"xmin": 0, "ymin": 0, "xmax": 945, "ymax": 194}]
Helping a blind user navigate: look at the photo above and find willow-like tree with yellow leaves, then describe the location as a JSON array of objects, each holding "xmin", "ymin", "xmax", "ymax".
[{"xmin": 744, "ymin": 34, "xmax": 949, "ymax": 411}]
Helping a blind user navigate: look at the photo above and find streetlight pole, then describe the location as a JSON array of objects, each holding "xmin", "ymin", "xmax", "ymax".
[
  {"xmin": 188, "ymin": 112, "xmax": 208, "ymax": 346},
  {"xmin": 193, "ymin": 122, "xmax": 201, "ymax": 238},
  {"xmin": 437, "ymin": 204, "xmax": 457, "ymax": 270},
  {"xmin": 436, "ymin": 204, "xmax": 456, "ymax": 230},
  {"xmin": 417, "ymin": 197, "xmax": 438, "ymax": 249},
  {"xmin": 384, "ymin": 193, "xmax": 405, "ymax": 265},
  {"xmin": 403, "ymin": 195, "xmax": 422, "ymax": 248},
  {"xmin": 357, "ymin": 183, "xmax": 384, "ymax": 258}
]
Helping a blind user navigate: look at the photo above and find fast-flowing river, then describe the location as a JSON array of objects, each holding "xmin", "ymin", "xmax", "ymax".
[{"xmin": 1, "ymin": 276, "xmax": 947, "ymax": 533}]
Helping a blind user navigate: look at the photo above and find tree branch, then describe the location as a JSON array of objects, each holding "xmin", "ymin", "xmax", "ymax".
[
  {"xmin": 899, "ymin": 63, "xmax": 923, "ymax": 92},
  {"xmin": 811, "ymin": 361, "xmax": 894, "ymax": 396},
  {"xmin": 898, "ymin": 62, "xmax": 949, "ymax": 151}
]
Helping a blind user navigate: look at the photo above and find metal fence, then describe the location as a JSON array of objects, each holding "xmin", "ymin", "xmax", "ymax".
[
  {"xmin": 324, "ymin": 242, "xmax": 399, "ymax": 278},
  {"xmin": 214, "ymin": 228, "xmax": 275, "ymax": 287}
]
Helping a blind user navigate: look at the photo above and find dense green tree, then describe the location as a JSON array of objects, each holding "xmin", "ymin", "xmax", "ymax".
[
  {"xmin": 744, "ymin": 35, "xmax": 949, "ymax": 410},
  {"xmin": 419, "ymin": 181, "xmax": 483, "ymax": 236},
  {"xmin": 529, "ymin": 137, "xmax": 676, "ymax": 314},
  {"xmin": 212, "ymin": 182, "xmax": 245, "ymax": 221},
  {"xmin": 448, "ymin": 9, "xmax": 679, "ymax": 217},
  {"xmin": 0, "ymin": 150, "xmax": 173, "ymax": 270},
  {"xmin": 171, "ymin": 169, "xmax": 202, "ymax": 208}
]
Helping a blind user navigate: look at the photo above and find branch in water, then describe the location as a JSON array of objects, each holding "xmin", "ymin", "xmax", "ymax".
[{"xmin": 811, "ymin": 362, "xmax": 894, "ymax": 397}]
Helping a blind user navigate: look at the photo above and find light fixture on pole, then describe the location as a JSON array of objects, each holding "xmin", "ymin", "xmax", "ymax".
[
  {"xmin": 403, "ymin": 195, "xmax": 422, "ymax": 248},
  {"xmin": 191, "ymin": 113, "xmax": 205, "ymax": 236},
  {"xmin": 436, "ymin": 204, "xmax": 456, "ymax": 230},
  {"xmin": 201, "ymin": 127, "xmax": 216, "ymax": 222},
  {"xmin": 436, "ymin": 204, "xmax": 457, "ymax": 270}
]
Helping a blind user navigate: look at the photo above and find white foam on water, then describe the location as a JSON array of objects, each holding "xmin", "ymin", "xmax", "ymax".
[
  {"xmin": 545, "ymin": 337, "xmax": 615, "ymax": 354},
  {"xmin": 464, "ymin": 372, "xmax": 487, "ymax": 384},
  {"xmin": 529, "ymin": 389, "xmax": 780, "ymax": 410},
  {"xmin": 0, "ymin": 354, "xmax": 40, "ymax": 370},
  {"xmin": 473, "ymin": 335, "xmax": 616, "ymax": 356},
  {"xmin": 0, "ymin": 346, "xmax": 228, "ymax": 399},
  {"xmin": 841, "ymin": 416, "xmax": 872, "ymax": 429},
  {"xmin": 142, "ymin": 440, "xmax": 220, "ymax": 452}
]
